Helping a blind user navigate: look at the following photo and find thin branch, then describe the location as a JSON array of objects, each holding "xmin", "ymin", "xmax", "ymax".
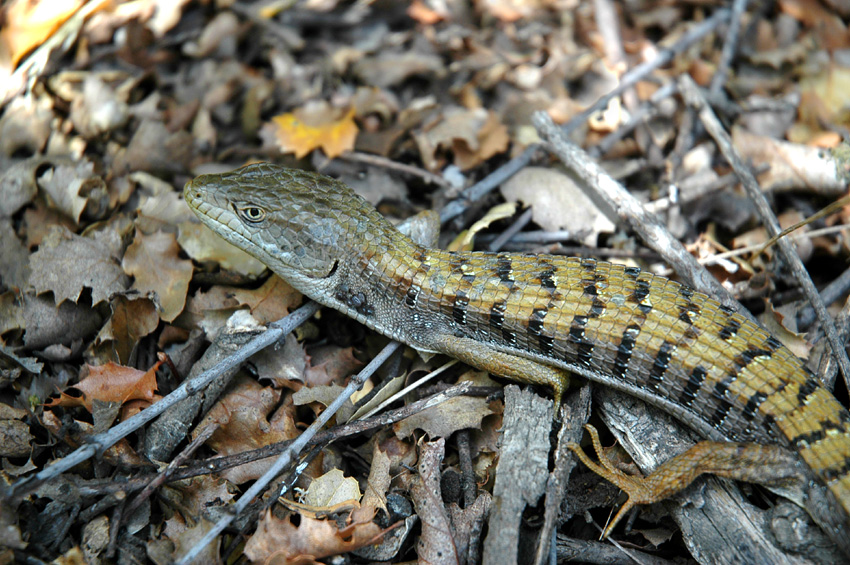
[
  {"xmin": 4, "ymin": 301, "xmax": 321, "ymax": 502},
  {"xmin": 175, "ymin": 341, "xmax": 402, "ymax": 565},
  {"xmin": 438, "ymin": 8, "xmax": 732, "ymax": 224},
  {"xmin": 678, "ymin": 75, "xmax": 850, "ymax": 390},
  {"xmin": 532, "ymin": 110, "xmax": 748, "ymax": 316}
]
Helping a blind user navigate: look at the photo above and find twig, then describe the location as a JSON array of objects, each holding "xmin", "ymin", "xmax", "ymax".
[
  {"xmin": 591, "ymin": 82, "xmax": 679, "ymax": 158},
  {"xmin": 4, "ymin": 301, "xmax": 321, "ymax": 502},
  {"xmin": 798, "ymin": 264, "xmax": 850, "ymax": 329},
  {"xmin": 488, "ymin": 207, "xmax": 533, "ymax": 252},
  {"xmin": 125, "ymin": 422, "xmax": 219, "ymax": 517},
  {"xmin": 710, "ymin": 0, "xmax": 749, "ymax": 95},
  {"xmin": 174, "ymin": 341, "xmax": 403, "ymax": 565},
  {"xmin": 438, "ymin": 8, "xmax": 732, "ymax": 224},
  {"xmin": 341, "ymin": 151, "xmax": 450, "ymax": 188},
  {"xmin": 700, "ymin": 223, "xmax": 850, "ymax": 266},
  {"xmin": 70, "ymin": 382, "xmax": 483, "ymax": 499},
  {"xmin": 532, "ymin": 110, "xmax": 747, "ymax": 315},
  {"xmin": 678, "ymin": 75, "xmax": 850, "ymax": 390}
]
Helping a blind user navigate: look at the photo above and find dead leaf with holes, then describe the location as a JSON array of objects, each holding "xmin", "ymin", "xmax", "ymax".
[
  {"xmin": 122, "ymin": 230, "xmax": 193, "ymax": 323},
  {"xmin": 244, "ymin": 507, "xmax": 390, "ymax": 565}
]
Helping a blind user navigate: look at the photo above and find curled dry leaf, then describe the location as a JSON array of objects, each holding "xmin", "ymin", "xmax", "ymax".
[
  {"xmin": 415, "ymin": 107, "xmax": 509, "ymax": 171},
  {"xmin": 179, "ymin": 275, "xmax": 302, "ymax": 338},
  {"xmin": 0, "ymin": 0, "xmax": 85, "ymax": 69},
  {"xmin": 44, "ymin": 359, "xmax": 162, "ymax": 413},
  {"xmin": 501, "ymin": 166, "xmax": 616, "ymax": 247},
  {"xmin": 122, "ymin": 230, "xmax": 193, "ymax": 323},
  {"xmin": 760, "ymin": 302, "xmax": 813, "ymax": 359},
  {"xmin": 92, "ymin": 295, "xmax": 160, "ymax": 365},
  {"xmin": 29, "ymin": 226, "xmax": 128, "ymax": 306},
  {"xmin": 38, "ymin": 159, "xmax": 110, "ymax": 222}
]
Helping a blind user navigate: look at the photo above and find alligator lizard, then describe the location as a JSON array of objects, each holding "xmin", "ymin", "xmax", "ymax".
[{"xmin": 185, "ymin": 163, "xmax": 850, "ymax": 553}]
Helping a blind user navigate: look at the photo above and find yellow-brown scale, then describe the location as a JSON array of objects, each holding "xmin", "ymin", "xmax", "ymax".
[{"xmin": 398, "ymin": 250, "xmax": 850, "ymax": 525}]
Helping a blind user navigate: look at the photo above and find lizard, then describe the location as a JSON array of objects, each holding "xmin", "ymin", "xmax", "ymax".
[{"xmin": 184, "ymin": 162, "xmax": 850, "ymax": 555}]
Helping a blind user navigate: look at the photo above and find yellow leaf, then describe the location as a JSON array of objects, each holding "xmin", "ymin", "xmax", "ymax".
[
  {"xmin": 448, "ymin": 201, "xmax": 517, "ymax": 251},
  {"xmin": 0, "ymin": 0, "xmax": 85, "ymax": 67},
  {"xmin": 271, "ymin": 106, "xmax": 358, "ymax": 158}
]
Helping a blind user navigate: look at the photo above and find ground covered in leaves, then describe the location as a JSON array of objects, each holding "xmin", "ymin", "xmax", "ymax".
[{"xmin": 2, "ymin": 0, "xmax": 850, "ymax": 563}]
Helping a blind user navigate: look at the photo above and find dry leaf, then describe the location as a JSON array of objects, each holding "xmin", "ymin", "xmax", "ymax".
[
  {"xmin": 352, "ymin": 52, "xmax": 444, "ymax": 88},
  {"xmin": 448, "ymin": 201, "xmax": 517, "ymax": 251},
  {"xmin": 244, "ymin": 508, "xmax": 388, "ymax": 564},
  {"xmin": 163, "ymin": 517, "xmax": 222, "ymax": 565},
  {"xmin": 123, "ymin": 230, "xmax": 193, "ymax": 322},
  {"xmin": 303, "ymin": 345, "xmax": 364, "ymax": 387},
  {"xmin": 760, "ymin": 302, "xmax": 813, "ymax": 359},
  {"xmin": 415, "ymin": 107, "xmax": 509, "ymax": 171},
  {"xmin": 93, "ymin": 296, "xmax": 160, "ymax": 364},
  {"xmin": 44, "ymin": 360, "xmax": 161, "ymax": 413},
  {"xmin": 269, "ymin": 104, "xmax": 358, "ymax": 158},
  {"xmin": 178, "ymin": 220, "xmax": 266, "ymax": 277},
  {"xmin": 29, "ymin": 226, "xmax": 128, "ymax": 306},
  {"xmin": 38, "ymin": 158, "xmax": 109, "ymax": 223},
  {"xmin": 500, "ymin": 167, "xmax": 616, "ymax": 247},
  {"xmin": 179, "ymin": 275, "xmax": 302, "ymax": 337},
  {"xmin": 393, "ymin": 395, "xmax": 494, "ymax": 439},
  {"xmin": 195, "ymin": 376, "xmax": 297, "ymax": 483},
  {"xmin": 0, "ymin": 0, "xmax": 85, "ymax": 69},
  {"xmin": 302, "ymin": 469, "xmax": 361, "ymax": 509}
]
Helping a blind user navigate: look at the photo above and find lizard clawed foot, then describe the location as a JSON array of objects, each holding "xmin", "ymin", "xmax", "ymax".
[{"xmin": 566, "ymin": 424, "xmax": 659, "ymax": 538}]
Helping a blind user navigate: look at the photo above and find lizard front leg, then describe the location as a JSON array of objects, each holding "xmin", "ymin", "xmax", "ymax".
[{"xmin": 429, "ymin": 333, "xmax": 570, "ymax": 406}]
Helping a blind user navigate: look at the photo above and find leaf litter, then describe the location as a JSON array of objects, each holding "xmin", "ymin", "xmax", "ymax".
[{"xmin": 1, "ymin": 0, "xmax": 850, "ymax": 563}]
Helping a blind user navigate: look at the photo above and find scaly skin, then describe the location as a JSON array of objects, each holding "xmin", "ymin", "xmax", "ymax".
[{"xmin": 185, "ymin": 163, "xmax": 850, "ymax": 553}]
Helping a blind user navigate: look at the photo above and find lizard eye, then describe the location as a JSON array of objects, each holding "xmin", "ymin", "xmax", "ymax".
[{"xmin": 237, "ymin": 205, "xmax": 266, "ymax": 224}]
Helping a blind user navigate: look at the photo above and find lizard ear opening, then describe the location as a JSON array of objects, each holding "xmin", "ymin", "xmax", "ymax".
[{"xmin": 323, "ymin": 259, "xmax": 339, "ymax": 278}]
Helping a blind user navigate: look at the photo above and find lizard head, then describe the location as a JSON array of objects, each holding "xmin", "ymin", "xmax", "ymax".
[{"xmin": 184, "ymin": 163, "xmax": 391, "ymax": 283}]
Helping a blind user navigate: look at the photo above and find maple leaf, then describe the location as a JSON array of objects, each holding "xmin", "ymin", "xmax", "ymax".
[{"xmin": 269, "ymin": 104, "xmax": 358, "ymax": 158}]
